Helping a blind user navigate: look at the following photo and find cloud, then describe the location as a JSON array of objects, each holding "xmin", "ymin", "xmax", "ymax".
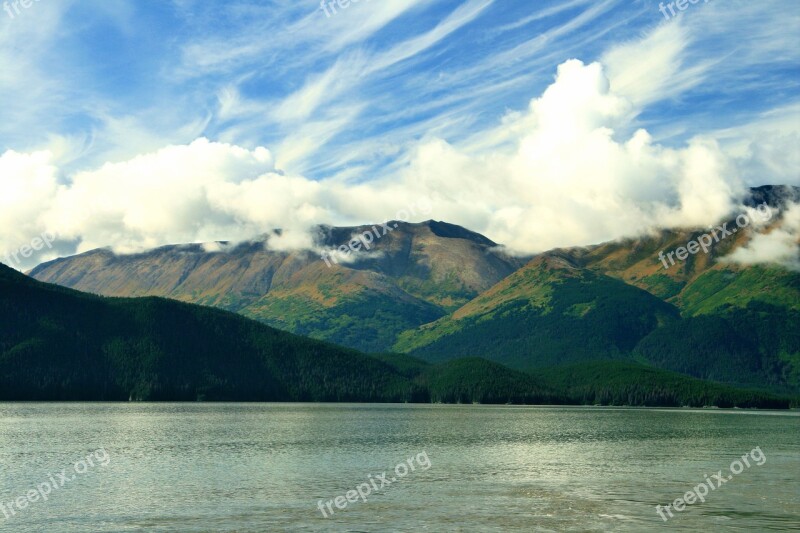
[
  {"xmin": 0, "ymin": 57, "xmax": 796, "ymax": 272},
  {"xmin": 39, "ymin": 138, "xmax": 277, "ymax": 254},
  {"xmin": 602, "ymin": 21, "xmax": 696, "ymax": 108},
  {"xmin": 0, "ymin": 150, "xmax": 60, "ymax": 268},
  {"xmin": 394, "ymin": 59, "xmax": 746, "ymax": 252},
  {"xmin": 722, "ymin": 202, "xmax": 800, "ymax": 271},
  {"xmin": 713, "ymin": 103, "xmax": 800, "ymax": 187}
]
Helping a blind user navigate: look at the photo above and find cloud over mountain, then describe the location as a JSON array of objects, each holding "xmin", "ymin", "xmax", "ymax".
[
  {"xmin": 1, "ymin": 2, "xmax": 798, "ymax": 270},
  {"xmin": 2, "ymin": 59, "xmax": 795, "ymax": 271}
]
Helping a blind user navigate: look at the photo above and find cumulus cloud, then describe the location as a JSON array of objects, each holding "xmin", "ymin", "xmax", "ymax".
[
  {"xmin": 715, "ymin": 103, "xmax": 800, "ymax": 187},
  {"xmin": 38, "ymin": 138, "xmax": 278, "ymax": 254},
  {"xmin": 0, "ymin": 59, "xmax": 796, "ymax": 271},
  {"xmin": 0, "ymin": 150, "xmax": 60, "ymax": 266},
  {"xmin": 396, "ymin": 59, "xmax": 745, "ymax": 252}
]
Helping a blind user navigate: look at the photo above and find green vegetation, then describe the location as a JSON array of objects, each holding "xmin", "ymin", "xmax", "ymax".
[
  {"xmin": 535, "ymin": 361, "xmax": 794, "ymax": 408},
  {"xmin": 244, "ymin": 290, "xmax": 444, "ymax": 353},
  {"xmin": 396, "ymin": 256, "xmax": 800, "ymax": 393},
  {"xmin": 638, "ymin": 273, "xmax": 686, "ymax": 300},
  {"xmin": 676, "ymin": 267, "xmax": 800, "ymax": 315},
  {"xmin": 376, "ymin": 355, "xmax": 559, "ymax": 404},
  {"xmin": 2, "ymin": 264, "xmax": 790, "ymax": 408},
  {"xmin": 634, "ymin": 302, "xmax": 800, "ymax": 392},
  {"xmin": 372, "ymin": 355, "xmax": 792, "ymax": 408},
  {"xmin": 397, "ymin": 264, "xmax": 680, "ymax": 369},
  {"xmin": 397, "ymin": 271, "xmax": 477, "ymax": 311},
  {"xmin": 419, "ymin": 358, "xmax": 557, "ymax": 404},
  {"xmin": 0, "ymin": 264, "xmax": 418, "ymax": 402}
]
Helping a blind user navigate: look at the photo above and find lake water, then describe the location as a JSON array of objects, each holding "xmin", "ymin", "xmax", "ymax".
[{"xmin": 0, "ymin": 404, "xmax": 798, "ymax": 532}]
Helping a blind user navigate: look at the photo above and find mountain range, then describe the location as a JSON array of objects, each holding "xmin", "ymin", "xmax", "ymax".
[
  {"xmin": 22, "ymin": 185, "xmax": 800, "ymax": 398},
  {"xmin": 30, "ymin": 220, "xmax": 525, "ymax": 353},
  {"xmin": 1, "ymin": 262, "xmax": 791, "ymax": 408}
]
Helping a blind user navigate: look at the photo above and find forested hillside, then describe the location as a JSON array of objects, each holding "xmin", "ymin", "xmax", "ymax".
[{"xmin": 3, "ymin": 263, "xmax": 792, "ymax": 407}]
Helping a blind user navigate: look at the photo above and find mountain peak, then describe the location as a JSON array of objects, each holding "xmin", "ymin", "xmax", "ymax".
[
  {"xmin": 314, "ymin": 219, "xmax": 499, "ymax": 249},
  {"xmin": 745, "ymin": 185, "xmax": 800, "ymax": 209}
]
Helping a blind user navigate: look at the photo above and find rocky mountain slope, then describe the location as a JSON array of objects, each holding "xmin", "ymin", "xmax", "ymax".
[{"xmin": 30, "ymin": 220, "xmax": 525, "ymax": 352}]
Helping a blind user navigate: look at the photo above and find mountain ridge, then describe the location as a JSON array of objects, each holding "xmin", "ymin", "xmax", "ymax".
[
  {"xmin": 395, "ymin": 188, "xmax": 800, "ymax": 392},
  {"xmin": 29, "ymin": 220, "xmax": 526, "ymax": 352},
  {"xmin": 25, "ymin": 186, "xmax": 800, "ymax": 394},
  {"xmin": 2, "ymin": 262, "xmax": 792, "ymax": 408}
]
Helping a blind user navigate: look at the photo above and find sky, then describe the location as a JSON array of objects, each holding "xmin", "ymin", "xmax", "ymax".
[{"xmin": 0, "ymin": 0, "xmax": 799, "ymax": 270}]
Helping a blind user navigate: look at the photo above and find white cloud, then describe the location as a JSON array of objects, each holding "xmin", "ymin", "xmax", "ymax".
[
  {"xmin": 1, "ymin": 57, "xmax": 796, "ymax": 271},
  {"xmin": 394, "ymin": 59, "xmax": 746, "ymax": 252},
  {"xmin": 602, "ymin": 21, "xmax": 694, "ymax": 108},
  {"xmin": 0, "ymin": 150, "xmax": 60, "ymax": 266},
  {"xmin": 40, "ymin": 138, "xmax": 276, "ymax": 254},
  {"xmin": 712, "ymin": 103, "xmax": 800, "ymax": 187},
  {"xmin": 723, "ymin": 202, "xmax": 800, "ymax": 271}
]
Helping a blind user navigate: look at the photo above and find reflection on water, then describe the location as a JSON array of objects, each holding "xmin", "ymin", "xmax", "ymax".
[{"xmin": 0, "ymin": 404, "xmax": 798, "ymax": 532}]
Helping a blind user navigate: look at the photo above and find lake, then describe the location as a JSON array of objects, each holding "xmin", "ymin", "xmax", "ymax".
[{"xmin": 0, "ymin": 404, "xmax": 798, "ymax": 532}]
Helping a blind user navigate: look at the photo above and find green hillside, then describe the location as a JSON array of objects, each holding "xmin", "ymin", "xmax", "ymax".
[
  {"xmin": 634, "ymin": 302, "xmax": 800, "ymax": 392},
  {"xmin": 554, "ymin": 187, "xmax": 800, "ymax": 317},
  {"xmin": 674, "ymin": 267, "xmax": 800, "ymax": 315},
  {"xmin": 241, "ymin": 282, "xmax": 444, "ymax": 352},
  {"xmin": 417, "ymin": 357, "xmax": 557, "ymax": 404},
  {"xmin": 395, "ymin": 256, "xmax": 680, "ymax": 368},
  {"xmin": 394, "ymin": 188, "xmax": 800, "ymax": 393},
  {"xmin": 0, "ymin": 263, "xmax": 413, "ymax": 402},
  {"xmin": 0, "ymin": 263, "xmax": 551, "ymax": 404},
  {"xmin": 395, "ymin": 257, "xmax": 800, "ymax": 393},
  {"xmin": 3, "ymin": 263, "xmax": 789, "ymax": 408}
]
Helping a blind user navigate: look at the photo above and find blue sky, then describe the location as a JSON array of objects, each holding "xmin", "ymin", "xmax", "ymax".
[{"xmin": 1, "ymin": 0, "xmax": 799, "ymax": 269}]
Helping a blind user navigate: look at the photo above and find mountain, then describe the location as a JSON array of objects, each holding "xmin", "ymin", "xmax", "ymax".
[
  {"xmin": 556, "ymin": 185, "xmax": 800, "ymax": 314},
  {"xmin": 1, "ymin": 264, "xmax": 791, "ymax": 407},
  {"xmin": 394, "ymin": 255, "xmax": 680, "ymax": 368},
  {"xmin": 632, "ymin": 303, "xmax": 800, "ymax": 389},
  {"xmin": 24, "ymin": 186, "xmax": 800, "ymax": 393},
  {"xmin": 0, "ymin": 262, "xmax": 558, "ymax": 403},
  {"xmin": 547, "ymin": 185, "xmax": 800, "ymax": 390},
  {"xmin": 0, "ymin": 262, "xmax": 412, "ymax": 401},
  {"xmin": 29, "ymin": 220, "xmax": 525, "ymax": 352},
  {"xmin": 396, "ymin": 187, "xmax": 800, "ymax": 392}
]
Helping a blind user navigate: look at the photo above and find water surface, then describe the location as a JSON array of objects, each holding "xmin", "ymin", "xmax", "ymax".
[{"xmin": 1, "ymin": 404, "xmax": 798, "ymax": 532}]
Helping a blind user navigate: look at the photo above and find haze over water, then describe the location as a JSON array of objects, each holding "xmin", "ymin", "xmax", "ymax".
[{"xmin": 0, "ymin": 404, "xmax": 798, "ymax": 532}]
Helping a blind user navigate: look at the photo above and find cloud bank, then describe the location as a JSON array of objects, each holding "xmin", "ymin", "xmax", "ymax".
[{"xmin": 1, "ymin": 58, "xmax": 797, "ymax": 271}]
